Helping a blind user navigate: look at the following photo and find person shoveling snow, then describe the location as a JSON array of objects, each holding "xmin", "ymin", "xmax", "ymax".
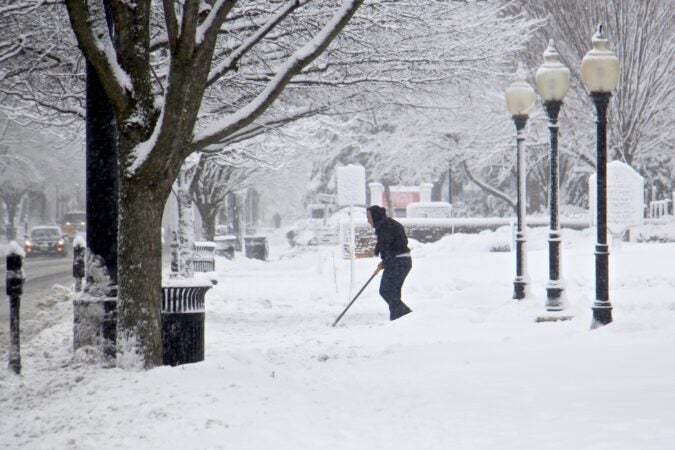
[{"xmin": 367, "ymin": 205, "xmax": 413, "ymax": 321}]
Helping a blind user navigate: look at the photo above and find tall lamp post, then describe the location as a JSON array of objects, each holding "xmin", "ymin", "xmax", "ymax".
[
  {"xmin": 581, "ymin": 25, "xmax": 620, "ymax": 328},
  {"xmin": 505, "ymin": 66, "xmax": 536, "ymax": 300},
  {"xmin": 536, "ymin": 40, "xmax": 570, "ymax": 312}
]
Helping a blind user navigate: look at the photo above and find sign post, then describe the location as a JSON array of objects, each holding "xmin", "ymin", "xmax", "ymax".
[
  {"xmin": 336, "ymin": 165, "xmax": 366, "ymax": 296},
  {"xmin": 589, "ymin": 161, "xmax": 644, "ymax": 237}
]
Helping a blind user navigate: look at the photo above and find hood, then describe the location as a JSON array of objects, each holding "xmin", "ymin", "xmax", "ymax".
[{"xmin": 367, "ymin": 205, "xmax": 387, "ymax": 226}]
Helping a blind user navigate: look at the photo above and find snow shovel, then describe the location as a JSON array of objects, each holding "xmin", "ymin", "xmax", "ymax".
[{"xmin": 332, "ymin": 265, "xmax": 382, "ymax": 327}]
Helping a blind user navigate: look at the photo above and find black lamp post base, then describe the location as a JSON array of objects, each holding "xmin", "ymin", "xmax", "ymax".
[
  {"xmin": 591, "ymin": 305, "xmax": 613, "ymax": 329},
  {"xmin": 513, "ymin": 281, "xmax": 527, "ymax": 300},
  {"xmin": 545, "ymin": 286, "xmax": 565, "ymax": 311}
]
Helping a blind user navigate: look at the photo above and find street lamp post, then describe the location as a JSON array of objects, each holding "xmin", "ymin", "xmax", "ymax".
[
  {"xmin": 536, "ymin": 39, "xmax": 570, "ymax": 312},
  {"xmin": 505, "ymin": 66, "xmax": 536, "ymax": 300},
  {"xmin": 581, "ymin": 24, "xmax": 620, "ymax": 328}
]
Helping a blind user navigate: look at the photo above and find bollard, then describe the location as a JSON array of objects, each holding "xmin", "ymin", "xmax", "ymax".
[
  {"xmin": 73, "ymin": 242, "xmax": 85, "ymax": 292},
  {"xmin": 6, "ymin": 247, "xmax": 25, "ymax": 375}
]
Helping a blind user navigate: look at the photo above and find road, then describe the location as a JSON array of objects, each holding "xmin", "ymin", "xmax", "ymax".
[{"xmin": 0, "ymin": 256, "xmax": 73, "ymax": 331}]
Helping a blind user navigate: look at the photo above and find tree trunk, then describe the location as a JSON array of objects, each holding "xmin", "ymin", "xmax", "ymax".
[
  {"xmin": 5, "ymin": 198, "xmax": 19, "ymax": 241},
  {"xmin": 233, "ymin": 192, "xmax": 245, "ymax": 250},
  {"xmin": 175, "ymin": 185, "xmax": 195, "ymax": 278},
  {"xmin": 117, "ymin": 179, "xmax": 164, "ymax": 369},
  {"xmin": 198, "ymin": 206, "xmax": 217, "ymax": 242},
  {"xmin": 175, "ymin": 163, "xmax": 198, "ymax": 278}
]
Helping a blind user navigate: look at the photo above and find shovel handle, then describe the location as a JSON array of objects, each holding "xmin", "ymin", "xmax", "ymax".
[{"xmin": 331, "ymin": 266, "xmax": 382, "ymax": 327}]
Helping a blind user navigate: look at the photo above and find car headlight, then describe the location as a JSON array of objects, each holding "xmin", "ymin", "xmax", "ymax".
[
  {"xmin": 57, "ymin": 239, "xmax": 65, "ymax": 246},
  {"xmin": 65, "ymin": 222, "xmax": 71, "ymax": 226}
]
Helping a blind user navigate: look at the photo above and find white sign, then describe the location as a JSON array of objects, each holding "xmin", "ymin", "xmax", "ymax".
[
  {"xmin": 589, "ymin": 161, "xmax": 644, "ymax": 234},
  {"xmin": 406, "ymin": 202, "xmax": 452, "ymax": 218},
  {"xmin": 336, "ymin": 165, "xmax": 366, "ymax": 206}
]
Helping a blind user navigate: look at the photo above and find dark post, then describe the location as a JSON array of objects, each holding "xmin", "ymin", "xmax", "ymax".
[
  {"xmin": 72, "ymin": 0, "xmax": 118, "ymax": 361},
  {"xmin": 73, "ymin": 241, "xmax": 85, "ymax": 292},
  {"xmin": 85, "ymin": 0, "xmax": 117, "ymax": 288},
  {"xmin": 6, "ymin": 251, "xmax": 25, "ymax": 374},
  {"xmin": 591, "ymin": 92, "xmax": 613, "ymax": 327},
  {"xmin": 86, "ymin": 70, "xmax": 118, "ymax": 287},
  {"xmin": 512, "ymin": 115, "xmax": 528, "ymax": 300},
  {"xmin": 544, "ymin": 101, "xmax": 565, "ymax": 309}
]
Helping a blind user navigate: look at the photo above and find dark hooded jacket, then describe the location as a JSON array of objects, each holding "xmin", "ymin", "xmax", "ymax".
[{"xmin": 367, "ymin": 205, "xmax": 410, "ymax": 262}]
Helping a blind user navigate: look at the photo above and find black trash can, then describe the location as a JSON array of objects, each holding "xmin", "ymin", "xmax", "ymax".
[
  {"xmin": 161, "ymin": 282, "xmax": 211, "ymax": 366},
  {"xmin": 215, "ymin": 235, "xmax": 237, "ymax": 259},
  {"xmin": 244, "ymin": 236, "xmax": 268, "ymax": 261}
]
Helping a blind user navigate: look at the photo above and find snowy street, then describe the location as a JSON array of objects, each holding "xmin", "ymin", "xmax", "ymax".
[{"xmin": 2, "ymin": 228, "xmax": 674, "ymax": 449}]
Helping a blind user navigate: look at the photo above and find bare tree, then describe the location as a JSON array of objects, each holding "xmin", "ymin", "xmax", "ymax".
[
  {"xmin": 58, "ymin": 0, "xmax": 365, "ymax": 368},
  {"xmin": 0, "ymin": 153, "xmax": 43, "ymax": 239},
  {"xmin": 0, "ymin": 0, "xmax": 85, "ymax": 125},
  {"xmin": 513, "ymin": 0, "xmax": 675, "ymax": 192},
  {"xmin": 191, "ymin": 151, "xmax": 273, "ymax": 241}
]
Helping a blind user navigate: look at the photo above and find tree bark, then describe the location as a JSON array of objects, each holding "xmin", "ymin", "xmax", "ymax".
[
  {"xmin": 197, "ymin": 204, "xmax": 218, "ymax": 242},
  {"xmin": 116, "ymin": 178, "xmax": 165, "ymax": 369}
]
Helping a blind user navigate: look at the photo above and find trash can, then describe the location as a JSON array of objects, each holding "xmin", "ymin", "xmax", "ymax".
[
  {"xmin": 214, "ymin": 235, "xmax": 237, "ymax": 259},
  {"xmin": 244, "ymin": 236, "xmax": 268, "ymax": 261},
  {"xmin": 161, "ymin": 281, "xmax": 211, "ymax": 366},
  {"xmin": 193, "ymin": 241, "xmax": 216, "ymax": 272}
]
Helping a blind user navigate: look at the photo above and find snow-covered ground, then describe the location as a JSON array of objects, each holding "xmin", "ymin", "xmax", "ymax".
[{"xmin": 1, "ymin": 227, "xmax": 675, "ymax": 449}]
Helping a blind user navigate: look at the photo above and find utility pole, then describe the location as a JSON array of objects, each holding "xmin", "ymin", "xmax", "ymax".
[{"xmin": 85, "ymin": 0, "xmax": 118, "ymax": 287}]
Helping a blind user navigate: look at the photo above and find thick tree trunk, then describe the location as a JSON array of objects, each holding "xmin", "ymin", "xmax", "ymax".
[
  {"xmin": 117, "ymin": 179, "xmax": 164, "ymax": 368},
  {"xmin": 197, "ymin": 204, "xmax": 217, "ymax": 242}
]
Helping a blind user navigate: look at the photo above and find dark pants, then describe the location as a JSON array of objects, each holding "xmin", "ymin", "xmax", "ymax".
[{"xmin": 379, "ymin": 257, "xmax": 412, "ymax": 320}]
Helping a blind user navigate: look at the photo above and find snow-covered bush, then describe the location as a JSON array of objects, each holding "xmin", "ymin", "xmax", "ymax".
[{"xmin": 632, "ymin": 223, "xmax": 675, "ymax": 243}]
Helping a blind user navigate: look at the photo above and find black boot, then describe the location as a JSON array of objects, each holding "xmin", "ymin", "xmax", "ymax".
[{"xmin": 390, "ymin": 302, "xmax": 412, "ymax": 321}]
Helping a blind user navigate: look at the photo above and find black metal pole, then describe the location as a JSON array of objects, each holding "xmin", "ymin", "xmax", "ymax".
[
  {"xmin": 73, "ymin": 242, "xmax": 85, "ymax": 292},
  {"xmin": 544, "ymin": 101, "xmax": 565, "ymax": 310},
  {"xmin": 85, "ymin": 0, "xmax": 118, "ymax": 288},
  {"xmin": 6, "ymin": 252, "xmax": 25, "ymax": 374},
  {"xmin": 512, "ymin": 115, "xmax": 528, "ymax": 300},
  {"xmin": 591, "ymin": 92, "xmax": 613, "ymax": 327},
  {"xmin": 72, "ymin": 0, "xmax": 118, "ymax": 361}
]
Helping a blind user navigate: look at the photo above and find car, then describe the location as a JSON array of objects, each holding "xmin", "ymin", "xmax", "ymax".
[
  {"xmin": 61, "ymin": 211, "xmax": 86, "ymax": 240},
  {"xmin": 24, "ymin": 226, "xmax": 68, "ymax": 257}
]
